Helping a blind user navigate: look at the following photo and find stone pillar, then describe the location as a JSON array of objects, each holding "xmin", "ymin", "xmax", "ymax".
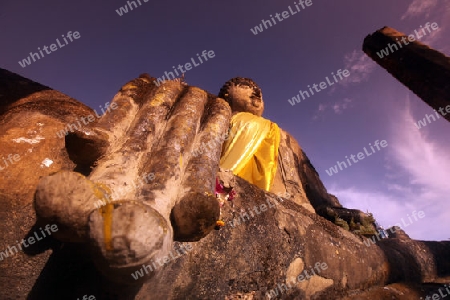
[{"xmin": 363, "ymin": 26, "xmax": 450, "ymax": 122}]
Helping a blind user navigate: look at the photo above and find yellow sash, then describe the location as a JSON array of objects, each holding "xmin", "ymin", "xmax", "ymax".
[{"xmin": 220, "ymin": 112, "xmax": 280, "ymax": 191}]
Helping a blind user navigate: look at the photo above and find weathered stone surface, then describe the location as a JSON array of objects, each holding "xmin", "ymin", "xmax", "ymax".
[
  {"xmin": 131, "ymin": 173, "xmax": 384, "ymax": 299},
  {"xmin": 340, "ymin": 282, "xmax": 445, "ymax": 300},
  {"xmin": 118, "ymin": 173, "xmax": 449, "ymax": 299},
  {"xmin": 0, "ymin": 68, "xmax": 96, "ymax": 299},
  {"xmin": 1, "ymin": 69, "xmax": 450, "ymax": 299},
  {"xmin": 271, "ymin": 131, "xmax": 309, "ymax": 211},
  {"xmin": 363, "ymin": 26, "xmax": 450, "ymax": 122}
]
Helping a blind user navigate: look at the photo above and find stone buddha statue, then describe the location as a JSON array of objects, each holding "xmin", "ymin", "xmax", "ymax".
[
  {"xmin": 218, "ymin": 77, "xmax": 281, "ymax": 193},
  {"xmin": 215, "ymin": 78, "xmax": 377, "ymax": 238},
  {"xmin": 217, "ymin": 77, "xmax": 337, "ymax": 213}
]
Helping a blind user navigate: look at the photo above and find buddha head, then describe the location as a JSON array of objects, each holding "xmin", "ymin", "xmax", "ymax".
[{"xmin": 218, "ymin": 77, "xmax": 264, "ymax": 117}]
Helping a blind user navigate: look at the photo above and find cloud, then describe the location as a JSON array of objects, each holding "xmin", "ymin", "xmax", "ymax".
[
  {"xmin": 340, "ymin": 50, "xmax": 377, "ymax": 86},
  {"xmin": 401, "ymin": 0, "xmax": 438, "ymax": 20},
  {"xmin": 328, "ymin": 186, "xmax": 417, "ymax": 223},
  {"xmin": 327, "ymin": 97, "xmax": 450, "ymax": 241},
  {"xmin": 389, "ymin": 98, "xmax": 450, "ymax": 190},
  {"xmin": 312, "ymin": 98, "xmax": 353, "ymax": 120},
  {"xmin": 332, "ymin": 98, "xmax": 352, "ymax": 114},
  {"xmin": 318, "ymin": 104, "xmax": 327, "ymax": 112},
  {"xmin": 390, "ymin": 100, "xmax": 450, "ymax": 240},
  {"xmin": 400, "ymin": 1, "xmax": 450, "ymax": 53},
  {"xmin": 327, "ymin": 185, "xmax": 444, "ymax": 241}
]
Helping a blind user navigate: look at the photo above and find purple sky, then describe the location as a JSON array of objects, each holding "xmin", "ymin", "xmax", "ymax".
[{"xmin": 1, "ymin": 0, "xmax": 449, "ymax": 241}]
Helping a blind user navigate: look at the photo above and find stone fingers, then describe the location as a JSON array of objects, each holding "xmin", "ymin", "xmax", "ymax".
[
  {"xmin": 88, "ymin": 81, "xmax": 185, "ymax": 200},
  {"xmin": 34, "ymin": 171, "xmax": 112, "ymax": 242},
  {"xmin": 95, "ymin": 76, "xmax": 155, "ymax": 142},
  {"xmin": 138, "ymin": 86, "xmax": 210, "ymax": 219},
  {"xmin": 183, "ymin": 97, "xmax": 232, "ymax": 193},
  {"xmin": 86, "ymin": 81, "xmax": 187, "ymax": 283},
  {"xmin": 34, "ymin": 78, "xmax": 160, "ymax": 244},
  {"xmin": 171, "ymin": 97, "xmax": 232, "ymax": 241},
  {"xmin": 64, "ymin": 77, "xmax": 154, "ymax": 168}
]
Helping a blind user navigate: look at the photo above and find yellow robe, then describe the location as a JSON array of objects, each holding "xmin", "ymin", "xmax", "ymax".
[{"xmin": 220, "ymin": 112, "xmax": 280, "ymax": 191}]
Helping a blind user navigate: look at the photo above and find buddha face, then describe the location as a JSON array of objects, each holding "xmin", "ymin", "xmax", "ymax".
[{"xmin": 219, "ymin": 78, "xmax": 264, "ymax": 117}]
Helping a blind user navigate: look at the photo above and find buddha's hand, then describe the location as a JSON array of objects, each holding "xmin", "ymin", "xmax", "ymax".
[{"xmin": 35, "ymin": 76, "xmax": 232, "ymax": 284}]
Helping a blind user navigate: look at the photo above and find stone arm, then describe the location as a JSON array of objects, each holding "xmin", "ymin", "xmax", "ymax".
[{"xmin": 272, "ymin": 129, "xmax": 342, "ymax": 211}]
